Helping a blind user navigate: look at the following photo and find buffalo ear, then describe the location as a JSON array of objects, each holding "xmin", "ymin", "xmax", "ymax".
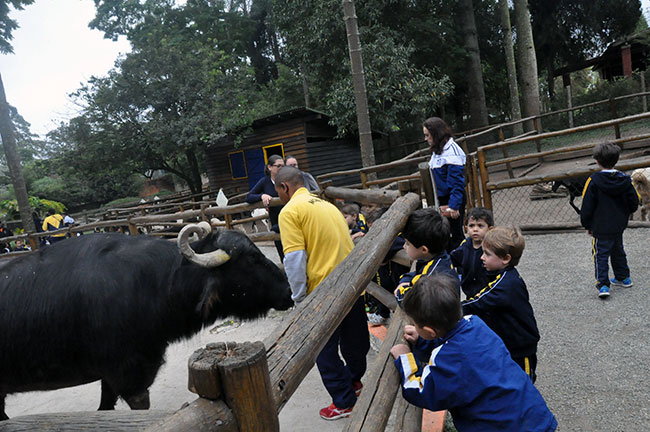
[{"xmin": 196, "ymin": 278, "xmax": 220, "ymax": 320}]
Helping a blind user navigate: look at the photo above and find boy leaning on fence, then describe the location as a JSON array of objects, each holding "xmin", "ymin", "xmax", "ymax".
[
  {"xmin": 580, "ymin": 142, "xmax": 639, "ymax": 299},
  {"xmin": 394, "ymin": 208, "xmax": 458, "ymax": 304},
  {"xmin": 390, "ymin": 273, "xmax": 557, "ymax": 432}
]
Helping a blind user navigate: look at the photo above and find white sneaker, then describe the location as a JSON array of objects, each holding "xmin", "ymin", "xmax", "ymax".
[{"xmin": 367, "ymin": 313, "xmax": 386, "ymax": 326}]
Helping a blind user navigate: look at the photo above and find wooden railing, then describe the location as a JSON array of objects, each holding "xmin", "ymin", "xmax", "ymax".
[{"xmin": 473, "ymin": 111, "xmax": 650, "ymax": 208}]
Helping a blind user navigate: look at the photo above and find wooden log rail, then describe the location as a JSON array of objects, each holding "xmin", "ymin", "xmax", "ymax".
[{"xmin": 486, "ymin": 156, "xmax": 650, "ymax": 191}]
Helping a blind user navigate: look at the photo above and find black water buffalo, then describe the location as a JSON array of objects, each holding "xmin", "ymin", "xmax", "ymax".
[{"xmin": 0, "ymin": 222, "xmax": 292, "ymax": 420}]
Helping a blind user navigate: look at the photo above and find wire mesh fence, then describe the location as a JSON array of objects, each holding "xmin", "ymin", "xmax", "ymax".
[{"xmin": 490, "ymin": 183, "xmax": 582, "ymax": 226}]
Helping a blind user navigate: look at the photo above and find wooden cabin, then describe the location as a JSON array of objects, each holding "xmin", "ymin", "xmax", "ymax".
[{"xmin": 205, "ymin": 107, "xmax": 363, "ymax": 196}]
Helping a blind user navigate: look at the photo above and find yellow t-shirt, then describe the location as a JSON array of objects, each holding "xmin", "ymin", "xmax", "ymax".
[
  {"xmin": 279, "ymin": 187, "xmax": 353, "ymax": 293},
  {"xmin": 42, "ymin": 214, "xmax": 65, "ymax": 237}
]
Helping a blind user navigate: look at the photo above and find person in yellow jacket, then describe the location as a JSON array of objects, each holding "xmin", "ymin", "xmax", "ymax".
[{"xmin": 42, "ymin": 209, "xmax": 66, "ymax": 244}]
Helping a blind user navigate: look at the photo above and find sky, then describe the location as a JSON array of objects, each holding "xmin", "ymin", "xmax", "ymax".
[
  {"xmin": 1, "ymin": 0, "xmax": 650, "ymax": 138},
  {"xmin": 0, "ymin": 0, "xmax": 130, "ymax": 137}
]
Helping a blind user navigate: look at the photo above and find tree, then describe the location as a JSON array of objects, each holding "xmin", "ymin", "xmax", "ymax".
[
  {"xmin": 0, "ymin": 74, "xmax": 35, "ymax": 231},
  {"xmin": 529, "ymin": 0, "xmax": 642, "ymax": 99},
  {"xmin": 498, "ymin": 0, "xmax": 523, "ymax": 134},
  {"xmin": 273, "ymin": 0, "xmax": 452, "ymax": 135},
  {"xmin": 0, "ymin": 0, "xmax": 34, "ymax": 53},
  {"xmin": 513, "ymin": 0, "xmax": 541, "ymax": 129},
  {"xmin": 342, "ymin": 0, "xmax": 375, "ymax": 169},
  {"xmin": 459, "ymin": 0, "xmax": 489, "ymax": 129}
]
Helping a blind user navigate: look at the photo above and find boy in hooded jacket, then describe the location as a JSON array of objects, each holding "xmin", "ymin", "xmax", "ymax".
[{"xmin": 580, "ymin": 142, "xmax": 639, "ymax": 299}]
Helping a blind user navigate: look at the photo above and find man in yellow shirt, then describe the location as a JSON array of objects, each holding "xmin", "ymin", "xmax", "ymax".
[
  {"xmin": 275, "ymin": 167, "xmax": 369, "ymax": 421},
  {"xmin": 42, "ymin": 209, "xmax": 66, "ymax": 244}
]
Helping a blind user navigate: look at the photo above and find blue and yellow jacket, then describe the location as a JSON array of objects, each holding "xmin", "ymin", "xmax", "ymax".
[
  {"xmin": 450, "ymin": 238, "xmax": 487, "ymax": 298},
  {"xmin": 395, "ymin": 252, "xmax": 458, "ymax": 303},
  {"xmin": 462, "ymin": 266, "xmax": 539, "ymax": 358},
  {"xmin": 580, "ymin": 170, "xmax": 639, "ymax": 237},
  {"xmin": 394, "ymin": 315, "xmax": 557, "ymax": 432}
]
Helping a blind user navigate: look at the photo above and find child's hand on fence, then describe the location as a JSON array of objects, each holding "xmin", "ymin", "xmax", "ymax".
[
  {"xmin": 390, "ymin": 343, "xmax": 411, "ymax": 359},
  {"xmin": 403, "ymin": 325, "xmax": 419, "ymax": 344},
  {"xmin": 394, "ymin": 282, "xmax": 410, "ymax": 296}
]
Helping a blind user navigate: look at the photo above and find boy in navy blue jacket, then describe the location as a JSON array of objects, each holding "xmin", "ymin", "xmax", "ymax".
[
  {"xmin": 391, "ymin": 274, "xmax": 557, "ymax": 432},
  {"xmin": 580, "ymin": 142, "xmax": 639, "ymax": 299},
  {"xmin": 451, "ymin": 207, "xmax": 493, "ymax": 298},
  {"xmin": 462, "ymin": 226, "xmax": 540, "ymax": 382},
  {"xmin": 394, "ymin": 208, "xmax": 458, "ymax": 304}
]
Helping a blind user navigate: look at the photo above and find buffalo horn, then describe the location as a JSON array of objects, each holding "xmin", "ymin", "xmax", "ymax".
[{"xmin": 177, "ymin": 222, "xmax": 231, "ymax": 267}]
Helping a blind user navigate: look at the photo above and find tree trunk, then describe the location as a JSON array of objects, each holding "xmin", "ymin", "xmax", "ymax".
[
  {"xmin": 498, "ymin": 0, "xmax": 523, "ymax": 136},
  {"xmin": 459, "ymin": 0, "xmax": 489, "ymax": 129},
  {"xmin": 184, "ymin": 149, "xmax": 203, "ymax": 196},
  {"xmin": 513, "ymin": 0, "xmax": 541, "ymax": 132},
  {"xmin": 341, "ymin": 0, "xmax": 376, "ymax": 174},
  {"xmin": 0, "ymin": 74, "xmax": 35, "ymax": 233}
]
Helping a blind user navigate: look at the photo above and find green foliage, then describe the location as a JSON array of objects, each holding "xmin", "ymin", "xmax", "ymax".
[
  {"xmin": 0, "ymin": 0, "xmax": 35, "ymax": 54},
  {"xmin": 529, "ymin": 0, "xmax": 642, "ymax": 97},
  {"xmin": 272, "ymin": 0, "xmax": 454, "ymax": 132},
  {"xmin": 0, "ymin": 196, "xmax": 65, "ymax": 220}
]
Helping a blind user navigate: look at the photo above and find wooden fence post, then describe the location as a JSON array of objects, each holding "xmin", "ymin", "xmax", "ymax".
[
  {"xmin": 533, "ymin": 116, "xmax": 543, "ymax": 155},
  {"xmin": 609, "ymin": 98, "xmax": 621, "ymax": 139},
  {"xmin": 418, "ymin": 162, "xmax": 435, "ymax": 208},
  {"xmin": 476, "ymin": 150, "xmax": 492, "ymax": 209},
  {"xmin": 360, "ymin": 171, "xmax": 369, "ymax": 189},
  {"xmin": 127, "ymin": 218, "xmax": 139, "ymax": 236}
]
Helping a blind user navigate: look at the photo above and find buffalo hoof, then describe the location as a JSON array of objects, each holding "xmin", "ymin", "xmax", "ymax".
[{"xmin": 125, "ymin": 391, "xmax": 150, "ymax": 410}]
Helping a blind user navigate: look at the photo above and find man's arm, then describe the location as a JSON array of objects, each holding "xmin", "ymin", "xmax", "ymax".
[{"xmin": 284, "ymin": 250, "xmax": 308, "ymax": 303}]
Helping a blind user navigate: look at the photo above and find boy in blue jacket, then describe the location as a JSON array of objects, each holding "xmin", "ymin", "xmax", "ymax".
[
  {"xmin": 580, "ymin": 142, "xmax": 639, "ymax": 299},
  {"xmin": 394, "ymin": 208, "xmax": 458, "ymax": 304},
  {"xmin": 391, "ymin": 274, "xmax": 557, "ymax": 432},
  {"xmin": 451, "ymin": 207, "xmax": 493, "ymax": 298},
  {"xmin": 462, "ymin": 226, "xmax": 540, "ymax": 381}
]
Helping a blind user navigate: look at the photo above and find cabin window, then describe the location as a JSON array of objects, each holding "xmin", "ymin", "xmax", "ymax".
[
  {"xmin": 228, "ymin": 151, "xmax": 247, "ymax": 179},
  {"xmin": 262, "ymin": 143, "xmax": 284, "ymax": 163}
]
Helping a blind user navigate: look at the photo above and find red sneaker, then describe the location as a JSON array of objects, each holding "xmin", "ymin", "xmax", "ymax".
[
  {"xmin": 319, "ymin": 403, "xmax": 353, "ymax": 420},
  {"xmin": 352, "ymin": 381, "xmax": 363, "ymax": 397}
]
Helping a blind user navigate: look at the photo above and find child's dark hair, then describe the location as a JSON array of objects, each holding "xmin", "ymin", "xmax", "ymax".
[
  {"xmin": 402, "ymin": 208, "xmax": 449, "ymax": 253},
  {"xmin": 465, "ymin": 207, "xmax": 494, "ymax": 226},
  {"xmin": 482, "ymin": 226, "xmax": 525, "ymax": 267},
  {"xmin": 402, "ymin": 273, "xmax": 462, "ymax": 332},
  {"xmin": 340, "ymin": 203, "xmax": 360, "ymax": 216},
  {"xmin": 423, "ymin": 117, "xmax": 453, "ymax": 154},
  {"xmin": 592, "ymin": 142, "xmax": 620, "ymax": 169},
  {"xmin": 365, "ymin": 207, "xmax": 388, "ymax": 225}
]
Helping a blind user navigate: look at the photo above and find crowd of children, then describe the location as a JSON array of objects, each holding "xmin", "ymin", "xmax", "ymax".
[{"xmin": 330, "ymin": 140, "xmax": 641, "ymax": 430}]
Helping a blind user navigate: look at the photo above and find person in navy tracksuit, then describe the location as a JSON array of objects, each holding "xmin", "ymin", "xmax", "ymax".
[
  {"xmin": 580, "ymin": 142, "xmax": 639, "ymax": 299},
  {"xmin": 450, "ymin": 207, "xmax": 494, "ymax": 298},
  {"xmin": 462, "ymin": 226, "xmax": 540, "ymax": 382},
  {"xmin": 394, "ymin": 208, "xmax": 459, "ymax": 304},
  {"xmin": 424, "ymin": 117, "xmax": 466, "ymax": 251},
  {"xmin": 391, "ymin": 274, "xmax": 557, "ymax": 432}
]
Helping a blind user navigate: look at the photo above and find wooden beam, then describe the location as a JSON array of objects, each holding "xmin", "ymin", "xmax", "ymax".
[
  {"xmin": 323, "ymin": 187, "xmax": 401, "ymax": 205},
  {"xmin": 263, "ymin": 193, "xmax": 421, "ymax": 412},
  {"xmin": 0, "ymin": 410, "xmax": 174, "ymax": 432},
  {"xmin": 343, "ymin": 308, "xmax": 411, "ymax": 432}
]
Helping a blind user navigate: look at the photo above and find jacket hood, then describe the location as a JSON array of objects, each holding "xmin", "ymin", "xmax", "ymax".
[{"xmin": 590, "ymin": 171, "xmax": 633, "ymax": 195}]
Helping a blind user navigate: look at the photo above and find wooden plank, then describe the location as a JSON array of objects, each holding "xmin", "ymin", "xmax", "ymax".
[
  {"xmin": 145, "ymin": 399, "xmax": 238, "ymax": 432},
  {"xmin": 343, "ymin": 308, "xmax": 410, "ymax": 432},
  {"xmin": 323, "ymin": 187, "xmax": 401, "ymax": 205},
  {"xmin": 264, "ymin": 193, "xmax": 421, "ymax": 412},
  {"xmin": 0, "ymin": 411, "xmax": 173, "ymax": 432}
]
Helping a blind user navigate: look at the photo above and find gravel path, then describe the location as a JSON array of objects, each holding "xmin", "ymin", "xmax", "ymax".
[{"xmin": 523, "ymin": 228, "xmax": 650, "ymax": 431}]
